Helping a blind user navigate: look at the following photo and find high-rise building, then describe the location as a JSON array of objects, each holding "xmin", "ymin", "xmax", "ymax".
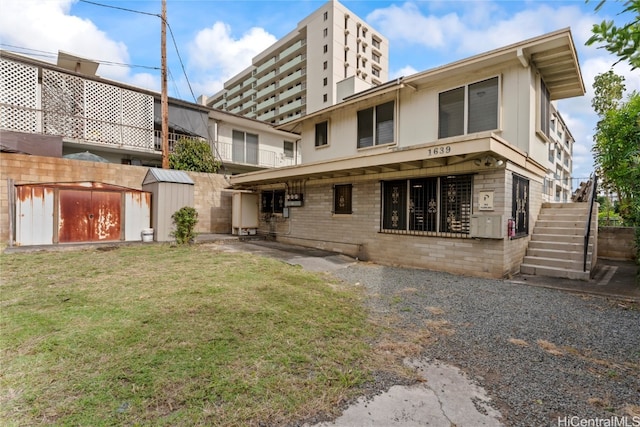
[{"xmin": 199, "ymin": 0, "xmax": 389, "ymax": 124}]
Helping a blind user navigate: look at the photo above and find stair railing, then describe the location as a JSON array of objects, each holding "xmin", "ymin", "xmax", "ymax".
[{"xmin": 583, "ymin": 173, "xmax": 598, "ymax": 272}]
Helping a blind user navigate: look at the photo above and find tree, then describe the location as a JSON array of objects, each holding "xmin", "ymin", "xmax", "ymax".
[
  {"xmin": 586, "ymin": 0, "xmax": 640, "ymax": 69},
  {"xmin": 591, "ymin": 70, "xmax": 626, "ymax": 117},
  {"xmin": 169, "ymin": 137, "xmax": 219, "ymax": 173},
  {"xmin": 592, "ymin": 91, "xmax": 640, "ymax": 224}
]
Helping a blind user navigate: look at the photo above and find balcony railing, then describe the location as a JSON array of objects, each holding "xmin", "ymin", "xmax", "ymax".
[
  {"xmin": 213, "ymin": 140, "xmax": 300, "ymax": 168},
  {"xmin": 153, "ymin": 130, "xmax": 207, "ymax": 153}
]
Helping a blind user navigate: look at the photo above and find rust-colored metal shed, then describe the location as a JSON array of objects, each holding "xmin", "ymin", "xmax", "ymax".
[
  {"xmin": 142, "ymin": 168, "xmax": 195, "ymax": 242},
  {"xmin": 14, "ymin": 181, "xmax": 151, "ymax": 246}
]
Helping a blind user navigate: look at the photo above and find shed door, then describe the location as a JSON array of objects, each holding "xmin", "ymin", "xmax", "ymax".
[{"xmin": 59, "ymin": 190, "xmax": 121, "ymax": 242}]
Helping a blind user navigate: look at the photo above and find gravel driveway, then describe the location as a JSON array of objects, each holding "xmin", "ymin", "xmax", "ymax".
[{"xmin": 331, "ymin": 264, "xmax": 640, "ymax": 427}]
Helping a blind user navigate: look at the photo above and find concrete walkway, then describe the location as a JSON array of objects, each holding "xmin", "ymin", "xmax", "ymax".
[{"xmin": 310, "ymin": 359, "xmax": 503, "ymax": 427}]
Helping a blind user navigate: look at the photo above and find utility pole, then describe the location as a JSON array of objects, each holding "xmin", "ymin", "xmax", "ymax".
[{"xmin": 161, "ymin": 0, "xmax": 169, "ymax": 168}]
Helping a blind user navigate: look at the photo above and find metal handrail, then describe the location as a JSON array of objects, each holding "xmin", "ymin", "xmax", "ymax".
[{"xmin": 583, "ymin": 173, "xmax": 598, "ymax": 272}]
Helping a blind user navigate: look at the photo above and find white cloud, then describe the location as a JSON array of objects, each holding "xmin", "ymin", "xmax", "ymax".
[
  {"xmin": 0, "ymin": 0, "xmax": 132, "ymax": 80},
  {"xmin": 368, "ymin": 2, "xmax": 596, "ymax": 57},
  {"xmin": 187, "ymin": 22, "xmax": 277, "ymax": 95},
  {"xmin": 391, "ymin": 65, "xmax": 419, "ymax": 80},
  {"xmin": 367, "ymin": 2, "xmax": 464, "ymax": 49}
]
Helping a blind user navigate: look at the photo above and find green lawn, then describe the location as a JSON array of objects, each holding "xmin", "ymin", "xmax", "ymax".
[{"xmin": 0, "ymin": 244, "xmax": 381, "ymax": 426}]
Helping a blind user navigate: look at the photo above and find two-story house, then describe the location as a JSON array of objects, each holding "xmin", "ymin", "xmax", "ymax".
[
  {"xmin": 0, "ymin": 50, "xmax": 301, "ymax": 174},
  {"xmin": 228, "ymin": 29, "xmax": 587, "ymax": 279}
]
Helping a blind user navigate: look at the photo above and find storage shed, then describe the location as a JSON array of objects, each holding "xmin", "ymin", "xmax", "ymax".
[
  {"xmin": 14, "ymin": 181, "xmax": 151, "ymax": 246},
  {"xmin": 142, "ymin": 168, "xmax": 195, "ymax": 242}
]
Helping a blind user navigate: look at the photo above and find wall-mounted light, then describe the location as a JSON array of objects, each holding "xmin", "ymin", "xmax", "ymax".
[{"xmin": 474, "ymin": 156, "xmax": 504, "ymax": 168}]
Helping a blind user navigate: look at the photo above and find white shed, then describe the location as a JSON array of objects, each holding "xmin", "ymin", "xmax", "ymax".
[{"xmin": 142, "ymin": 168, "xmax": 195, "ymax": 242}]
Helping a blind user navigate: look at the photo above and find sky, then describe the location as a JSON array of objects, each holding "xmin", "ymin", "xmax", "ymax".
[{"xmin": 1, "ymin": 0, "xmax": 638, "ymax": 180}]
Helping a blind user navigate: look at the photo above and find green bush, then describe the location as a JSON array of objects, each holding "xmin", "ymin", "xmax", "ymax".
[
  {"xmin": 171, "ymin": 206, "xmax": 198, "ymax": 244},
  {"xmin": 169, "ymin": 137, "xmax": 219, "ymax": 173}
]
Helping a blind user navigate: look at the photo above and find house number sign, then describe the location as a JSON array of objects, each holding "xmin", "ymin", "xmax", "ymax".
[{"xmin": 426, "ymin": 145, "xmax": 452, "ymax": 156}]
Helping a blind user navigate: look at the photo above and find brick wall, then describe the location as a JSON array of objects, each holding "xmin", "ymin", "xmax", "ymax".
[{"xmin": 0, "ymin": 153, "xmax": 231, "ymax": 244}]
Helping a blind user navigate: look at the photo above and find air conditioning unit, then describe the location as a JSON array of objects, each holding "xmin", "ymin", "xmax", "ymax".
[{"xmin": 470, "ymin": 215, "xmax": 504, "ymax": 239}]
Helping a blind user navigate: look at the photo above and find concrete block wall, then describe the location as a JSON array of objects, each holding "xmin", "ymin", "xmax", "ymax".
[
  {"xmin": 0, "ymin": 153, "xmax": 231, "ymax": 244},
  {"xmin": 271, "ymin": 169, "xmax": 526, "ymax": 278},
  {"xmin": 598, "ymin": 227, "xmax": 637, "ymax": 260}
]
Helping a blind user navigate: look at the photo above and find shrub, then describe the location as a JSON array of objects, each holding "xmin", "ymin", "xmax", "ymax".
[
  {"xmin": 171, "ymin": 206, "xmax": 198, "ymax": 244},
  {"xmin": 169, "ymin": 137, "xmax": 219, "ymax": 173}
]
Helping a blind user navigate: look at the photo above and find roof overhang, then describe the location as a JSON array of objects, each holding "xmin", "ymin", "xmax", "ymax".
[{"xmin": 230, "ymin": 133, "xmax": 546, "ymax": 188}]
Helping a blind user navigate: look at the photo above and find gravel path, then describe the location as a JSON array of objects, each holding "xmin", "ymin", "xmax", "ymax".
[{"xmin": 332, "ymin": 264, "xmax": 640, "ymax": 427}]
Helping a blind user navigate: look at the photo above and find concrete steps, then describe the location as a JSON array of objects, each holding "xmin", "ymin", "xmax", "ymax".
[{"xmin": 520, "ymin": 202, "xmax": 596, "ymax": 281}]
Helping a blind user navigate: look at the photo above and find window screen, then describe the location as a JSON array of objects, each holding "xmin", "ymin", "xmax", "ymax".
[
  {"xmin": 439, "ymin": 87, "xmax": 464, "ymax": 138},
  {"xmin": 357, "ymin": 107, "xmax": 374, "ymax": 148},
  {"xmin": 468, "ymin": 77, "xmax": 498, "ymax": 133},
  {"xmin": 376, "ymin": 101, "xmax": 394, "ymax": 145},
  {"xmin": 315, "ymin": 121, "xmax": 328, "ymax": 146},
  {"xmin": 232, "ymin": 130, "xmax": 245, "ymax": 163},
  {"xmin": 246, "ymin": 133, "xmax": 258, "ymax": 165},
  {"xmin": 540, "ymin": 80, "xmax": 550, "ymax": 138}
]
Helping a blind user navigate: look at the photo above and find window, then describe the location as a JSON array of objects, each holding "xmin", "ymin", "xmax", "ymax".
[
  {"xmin": 284, "ymin": 141, "xmax": 294, "ymax": 158},
  {"xmin": 315, "ymin": 121, "xmax": 328, "ymax": 147},
  {"xmin": 540, "ymin": 79, "xmax": 551, "ymax": 138},
  {"xmin": 372, "ymin": 67, "xmax": 380, "ymax": 77},
  {"xmin": 323, "ymin": 93, "xmax": 328, "ymax": 103},
  {"xmin": 438, "ymin": 76, "xmax": 498, "ymax": 139},
  {"xmin": 372, "ymin": 52, "xmax": 380, "ymax": 63},
  {"xmin": 323, "ymin": 61, "xmax": 328, "ymax": 70},
  {"xmin": 323, "ymin": 11, "xmax": 328, "ymax": 21},
  {"xmin": 323, "ymin": 77, "xmax": 328, "ymax": 86},
  {"xmin": 323, "ymin": 28, "xmax": 328, "ymax": 37},
  {"xmin": 357, "ymin": 100, "xmax": 394, "ymax": 148},
  {"xmin": 323, "ymin": 44, "xmax": 328, "ymax": 53},
  {"xmin": 232, "ymin": 130, "xmax": 259, "ymax": 165},
  {"xmin": 381, "ymin": 175, "xmax": 472, "ymax": 236},
  {"xmin": 333, "ymin": 184, "xmax": 352, "ymax": 214},
  {"xmin": 511, "ymin": 174, "xmax": 529, "ymax": 238},
  {"xmin": 262, "ymin": 190, "xmax": 285, "ymax": 214},
  {"xmin": 372, "ymin": 37, "xmax": 381, "ymax": 48}
]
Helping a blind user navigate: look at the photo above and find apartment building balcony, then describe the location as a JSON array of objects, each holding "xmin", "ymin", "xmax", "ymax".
[
  {"xmin": 278, "ymin": 83, "xmax": 305, "ymax": 104},
  {"xmin": 257, "ymin": 83, "xmax": 277, "ymax": 100},
  {"xmin": 255, "ymin": 56, "xmax": 277, "ymax": 77},
  {"xmin": 213, "ymin": 140, "xmax": 300, "ymax": 168},
  {"xmin": 256, "ymin": 70, "xmax": 278, "ymax": 89},
  {"xmin": 153, "ymin": 130, "xmax": 207, "ymax": 153},
  {"xmin": 279, "ymin": 68, "xmax": 305, "ymax": 88},
  {"xmin": 277, "ymin": 39, "xmax": 306, "ymax": 64},
  {"xmin": 259, "ymin": 109, "xmax": 277, "ymax": 121},
  {"xmin": 279, "ymin": 54, "xmax": 306, "ymax": 76},
  {"xmin": 226, "ymin": 94, "xmax": 243, "ymax": 109},
  {"xmin": 279, "ymin": 98, "xmax": 305, "ymax": 116},
  {"xmin": 256, "ymin": 96, "xmax": 278, "ymax": 113}
]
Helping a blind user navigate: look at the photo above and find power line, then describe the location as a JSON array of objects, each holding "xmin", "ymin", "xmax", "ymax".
[
  {"xmin": 78, "ymin": 0, "xmax": 160, "ymax": 18},
  {"xmin": 0, "ymin": 44, "xmax": 160, "ymax": 70}
]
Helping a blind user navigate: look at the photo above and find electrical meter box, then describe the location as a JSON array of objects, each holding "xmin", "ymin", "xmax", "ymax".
[
  {"xmin": 470, "ymin": 215, "xmax": 504, "ymax": 239},
  {"xmin": 232, "ymin": 192, "xmax": 259, "ymax": 235}
]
